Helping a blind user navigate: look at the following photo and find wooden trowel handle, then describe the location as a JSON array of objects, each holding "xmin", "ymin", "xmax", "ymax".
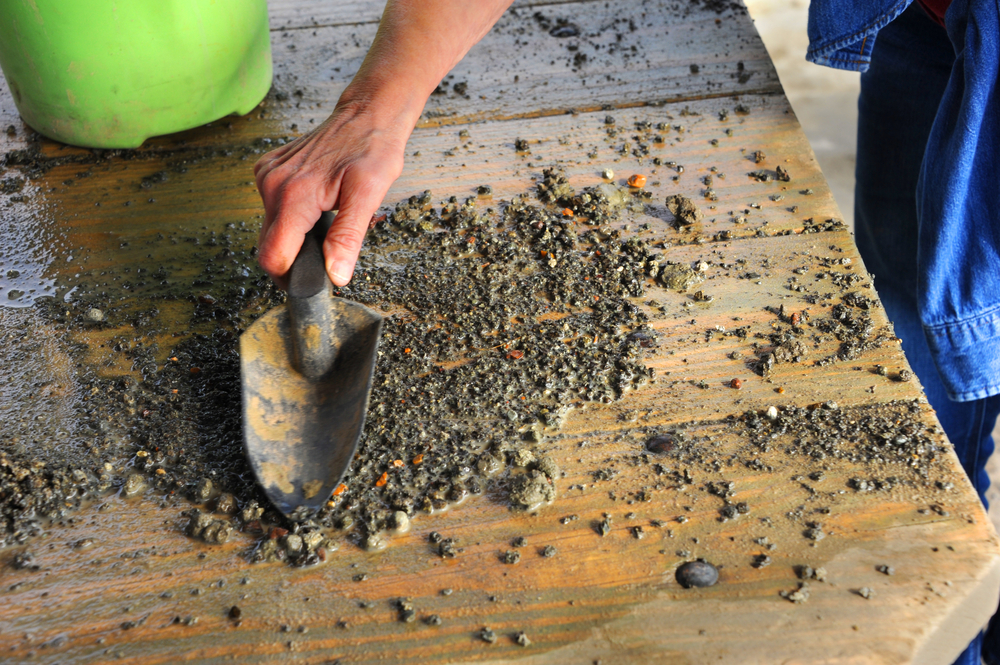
[{"xmin": 287, "ymin": 211, "xmax": 336, "ymax": 379}]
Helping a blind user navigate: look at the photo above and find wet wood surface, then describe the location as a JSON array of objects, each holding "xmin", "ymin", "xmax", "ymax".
[{"xmin": 0, "ymin": 0, "xmax": 998, "ymax": 663}]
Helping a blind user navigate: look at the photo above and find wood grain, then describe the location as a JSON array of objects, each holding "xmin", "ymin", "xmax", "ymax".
[
  {"xmin": 1, "ymin": 93, "xmax": 997, "ymax": 664},
  {"xmin": 267, "ymin": 0, "xmax": 625, "ymax": 30},
  {"xmin": 0, "ymin": 0, "xmax": 779, "ymax": 158},
  {"xmin": 0, "ymin": 0, "xmax": 997, "ymax": 663}
]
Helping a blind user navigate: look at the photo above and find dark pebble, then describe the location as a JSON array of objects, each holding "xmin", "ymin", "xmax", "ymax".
[
  {"xmin": 676, "ymin": 561, "xmax": 719, "ymax": 588},
  {"xmin": 645, "ymin": 434, "xmax": 676, "ymax": 454},
  {"xmin": 549, "ymin": 24, "xmax": 580, "ymax": 38}
]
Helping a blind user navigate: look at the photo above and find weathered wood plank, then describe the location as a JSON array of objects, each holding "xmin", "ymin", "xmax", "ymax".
[
  {"xmin": 0, "ymin": 93, "xmax": 997, "ymax": 663},
  {"xmin": 249, "ymin": 0, "xmax": 780, "ymax": 138},
  {"xmin": 0, "ymin": 75, "xmax": 29, "ymax": 153},
  {"xmin": 8, "ymin": 94, "xmax": 835, "ymax": 295},
  {"xmin": 265, "ymin": 0, "xmax": 669, "ymax": 30},
  {"xmin": 0, "ymin": 373, "xmax": 994, "ymax": 662},
  {"xmin": 0, "ymin": 0, "xmax": 778, "ymax": 159}
]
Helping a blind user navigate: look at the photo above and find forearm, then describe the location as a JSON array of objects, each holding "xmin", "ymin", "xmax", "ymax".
[
  {"xmin": 337, "ymin": 0, "xmax": 514, "ymax": 127},
  {"xmin": 254, "ymin": 0, "xmax": 514, "ymax": 286}
]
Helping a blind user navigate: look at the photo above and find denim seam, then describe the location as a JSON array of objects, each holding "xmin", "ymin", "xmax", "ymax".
[
  {"xmin": 949, "ymin": 383, "xmax": 1000, "ymax": 403},
  {"xmin": 923, "ymin": 310, "xmax": 1000, "ymax": 401},
  {"xmin": 806, "ymin": 0, "xmax": 912, "ymax": 63},
  {"xmin": 923, "ymin": 305, "xmax": 1000, "ymax": 338}
]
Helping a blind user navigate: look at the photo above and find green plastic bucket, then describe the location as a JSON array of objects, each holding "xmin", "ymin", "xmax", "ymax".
[{"xmin": 0, "ymin": 0, "xmax": 272, "ymax": 148}]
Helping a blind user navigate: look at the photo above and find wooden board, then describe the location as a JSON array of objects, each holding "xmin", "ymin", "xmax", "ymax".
[
  {"xmin": 0, "ymin": 0, "xmax": 779, "ymax": 159},
  {"xmin": 0, "ymin": 1, "xmax": 997, "ymax": 663},
  {"xmin": 268, "ymin": 0, "xmax": 632, "ymax": 30}
]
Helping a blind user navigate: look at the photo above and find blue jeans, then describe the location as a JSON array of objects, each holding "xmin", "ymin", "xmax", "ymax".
[{"xmin": 855, "ymin": 4, "xmax": 1000, "ymax": 663}]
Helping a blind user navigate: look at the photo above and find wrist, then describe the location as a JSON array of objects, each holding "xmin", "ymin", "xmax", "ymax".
[{"xmin": 334, "ymin": 72, "xmax": 428, "ymax": 138}]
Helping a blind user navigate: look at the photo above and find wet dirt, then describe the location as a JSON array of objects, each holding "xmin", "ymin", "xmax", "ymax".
[{"xmin": 0, "ymin": 165, "xmax": 665, "ymax": 563}]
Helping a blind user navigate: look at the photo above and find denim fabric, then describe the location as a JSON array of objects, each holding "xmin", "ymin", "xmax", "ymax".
[
  {"xmin": 813, "ymin": 0, "xmax": 1000, "ymax": 402},
  {"xmin": 807, "ymin": 0, "xmax": 912, "ymax": 71},
  {"xmin": 857, "ymin": 0, "xmax": 1000, "ymax": 533},
  {"xmin": 917, "ymin": 0, "xmax": 1000, "ymax": 402},
  {"xmin": 855, "ymin": 4, "xmax": 1000, "ymax": 663}
]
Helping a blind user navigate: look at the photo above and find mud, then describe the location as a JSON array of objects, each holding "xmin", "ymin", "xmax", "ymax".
[
  {"xmin": 0, "ymin": 164, "xmax": 669, "ymax": 561},
  {"xmin": 664, "ymin": 194, "xmax": 703, "ymax": 227},
  {"xmin": 0, "ymin": 112, "xmax": 956, "ymax": 576}
]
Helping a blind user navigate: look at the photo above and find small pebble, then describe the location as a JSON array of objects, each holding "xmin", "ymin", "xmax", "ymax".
[
  {"xmin": 780, "ymin": 583, "xmax": 810, "ymax": 604},
  {"xmin": 391, "ymin": 511, "xmax": 410, "ymax": 533},
  {"xmin": 597, "ymin": 517, "xmax": 612, "ymax": 536},
  {"xmin": 645, "ymin": 434, "xmax": 676, "ymax": 454},
  {"xmin": 122, "ymin": 472, "xmax": 147, "ymax": 497},
  {"xmin": 676, "ymin": 561, "xmax": 719, "ymax": 588}
]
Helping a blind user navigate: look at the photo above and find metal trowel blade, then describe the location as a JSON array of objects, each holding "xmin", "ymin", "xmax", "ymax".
[{"xmin": 240, "ymin": 297, "xmax": 382, "ymax": 517}]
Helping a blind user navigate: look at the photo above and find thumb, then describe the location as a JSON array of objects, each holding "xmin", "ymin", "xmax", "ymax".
[{"xmin": 324, "ymin": 170, "xmax": 394, "ymax": 286}]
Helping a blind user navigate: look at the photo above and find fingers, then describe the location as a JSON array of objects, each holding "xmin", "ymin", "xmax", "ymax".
[
  {"xmin": 322, "ymin": 167, "xmax": 397, "ymax": 286},
  {"xmin": 252, "ymin": 114, "xmax": 407, "ymax": 288},
  {"xmin": 257, "ymin": 170, "xmax": 338, "ymax": 283}
]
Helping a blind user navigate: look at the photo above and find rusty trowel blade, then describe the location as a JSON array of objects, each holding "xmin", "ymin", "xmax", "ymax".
[{"xmin": 240, "ymin": 298, "xmax": 382, "ymax": 517}]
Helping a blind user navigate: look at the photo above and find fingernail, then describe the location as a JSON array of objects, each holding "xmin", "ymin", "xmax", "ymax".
[{"xmin": 329, "ymin": 260, "xmax": 354, "ymax": 285}]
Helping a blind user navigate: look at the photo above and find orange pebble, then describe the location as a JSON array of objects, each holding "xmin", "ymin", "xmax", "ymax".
[
  {"xmin": 413, "ymin": 454, "xmax": 424, "ymax": 465},
  {"xmin": 507, "ymin": 349, "xmax": 525, "ymax": 360},
  {"xmin": 332, "ymin": 483, "xmax": 347, "ymax": 496},
  {"xmin": 627, "ymin": 174, "xmax": 647, "ymax": 187},
  {"xmin": 730, "ymin": 377, "xmax": 742, "ymax": 389},
  {"xmin": 404, "ymin": 348, "xmax": 411, "ymax": 353},
  {"xmin": 562, "ymin": 208, "xmax": 574, "ymax": 216},
  {"xmin": 393, "ymin": 459, "xmax": 404, "ymax": 468},
  {"xmin": 375, "ymin": 472, "xmax": 388, "ymax": 487}
]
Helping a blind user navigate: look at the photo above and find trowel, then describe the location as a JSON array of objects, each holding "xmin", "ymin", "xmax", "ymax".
[{"xmin": 240, "ymin": 212, "xmax": 382, "ymax": 518}]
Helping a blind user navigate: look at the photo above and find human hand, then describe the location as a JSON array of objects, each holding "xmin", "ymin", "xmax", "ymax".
[
  {"xmin": 253, "ymin": 102, "xmax": 408, "ymax": 288},
  {"xmin": 253, "ymin": 0, "xmax": 515, "ymax": 288}
]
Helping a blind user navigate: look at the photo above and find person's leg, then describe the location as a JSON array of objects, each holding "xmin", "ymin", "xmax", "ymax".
[
  {"xmin": 856, "ymin": 0, "xmax": 1000, "ymax": 503},
  {"xmin": 855, "ymin": 4, "xmax": 1000, "ymax": 663}
]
